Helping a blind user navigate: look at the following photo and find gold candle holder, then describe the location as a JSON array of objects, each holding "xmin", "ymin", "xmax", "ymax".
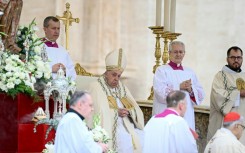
[
  {"xmin": 148, "ymin": 26, "xmax": 163, "ymax": 100},
  {"xmin": 147, "ymin": 27, "xmax": 181, "ymax": 100},
  {"xmin": 149, "ymin": 26, "xmax": 163, "ymax": 73},
  {"xmin": 167, "ymin": 32, "xmax": 182, "ymax": 42},
  {"xmin": 161, "ymin": 32, "xmax": 182, "ymax": 65},
  {"xmin": 160, "ymin": 31, "xmax": 170, "ymax": 65}
]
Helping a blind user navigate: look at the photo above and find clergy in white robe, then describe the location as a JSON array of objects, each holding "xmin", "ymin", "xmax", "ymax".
[
  {"xmin": 143, "ymin": 90, "xmax": 198, "ymax": 153},
  {"xmin": 43, "ymin": 16, "xmax": 76, "ymax": 80},
  {"xmin": 153, "ymin": 41, "xmax": 205, "ymax": 130},
  {"xmin": 55, "ymin": 91, "xmax": 108, "ymax": 153},
  {"xmin": 88, "ymin": 49, "xmax": 144, "ymax": 153},
  {"xmin": 207, "ymin": 46, "xmax": 245, "ymax": 145},
  {"xmin": 205, "ymin": 112, "xmax": 245, "ymax": 153}
]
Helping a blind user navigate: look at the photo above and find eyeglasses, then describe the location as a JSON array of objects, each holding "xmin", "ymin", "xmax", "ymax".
[
  {"xmin": 237, "ymin": 124, "xmax": 245, "ymax": 130},
  {"xmin": 228, "ymin": 56, "xmax": 243, "ymax": 60},
  {"xmin": 170, "ymin": 50, "xmax": 185, "ymax": 55}
]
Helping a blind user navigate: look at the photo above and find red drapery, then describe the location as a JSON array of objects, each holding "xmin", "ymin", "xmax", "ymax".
[{"xmin": 0, "ymin": 93, "xmax": 55, "ymax": 153}]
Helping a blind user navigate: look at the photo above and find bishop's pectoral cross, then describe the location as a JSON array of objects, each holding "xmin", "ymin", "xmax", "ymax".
[{"xmin": 56, "ymin": 2, "xmax": 79, "ymax": 51}]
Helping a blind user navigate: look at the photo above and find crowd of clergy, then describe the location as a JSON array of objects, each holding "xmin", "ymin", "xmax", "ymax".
[{"xmin": 41, "ymin": 15, "xmax": 245, "ymax": 153}]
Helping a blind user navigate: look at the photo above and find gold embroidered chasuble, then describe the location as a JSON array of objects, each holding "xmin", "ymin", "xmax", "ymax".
[
  {"xmin": 88, "ymin": 76, "xmax": 144, "ymax": 152},
  {"xmin": 208, "ymin": 69, "xmax": 245, "ymax": 145}
]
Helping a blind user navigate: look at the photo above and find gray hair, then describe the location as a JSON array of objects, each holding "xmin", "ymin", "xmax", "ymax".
[
  {"xmin": 169, "ymin": 41, "xmax": 185, "ymax": 52},
  {"xmin": 166, "ymin": 90, "xmax": 186, "ymax": 108},
  {"xmin": 223, "ymin": 116, "xmax": 244, "ymax": 129},
  {"xmin": 69, "ymin": 91, "xmax": 89, "ymax": 106}
]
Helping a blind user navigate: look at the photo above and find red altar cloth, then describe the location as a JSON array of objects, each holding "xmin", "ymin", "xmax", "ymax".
[
  {"xmin": 0, "ymin": 93, "xmax": 55, "ymax": 153},
  {"xmin": 18, "ymin": 123, "xmax": 55, "ymax": 152}
]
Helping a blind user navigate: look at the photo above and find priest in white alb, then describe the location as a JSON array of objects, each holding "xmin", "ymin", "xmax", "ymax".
[
  {"xmin": 153, "ymin": 41, "xmax": 205, "ymax": 130},
  {"xmin": 43, "ymin": 16, "xmax": 76, "ymax": 80},
  {"xmin": 88, "ymin": 49, "xmax": 144, "ymax": 153},
  {"xmin": 143, "ymin": 90, "xmax": 198, "ymax": 153}
]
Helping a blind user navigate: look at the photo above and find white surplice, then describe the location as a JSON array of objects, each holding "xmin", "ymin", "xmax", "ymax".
[
  {"xmin": 143, "ymin": 110, "xmax": 198, "ymax": 153},
  {"xmin": 45, "ymin": 44, "xmax": 76, "ymax": 80},
  {"xmin": 55, "ymin": 112, "xmax": 102, "ymax": 153},
  {"xmin": 205, "ymin": 128, "xmax": 245, "ymax": 153},
  {"xmin": 153, "ymin": 64, "xmax": 205, "ymax": 129}
]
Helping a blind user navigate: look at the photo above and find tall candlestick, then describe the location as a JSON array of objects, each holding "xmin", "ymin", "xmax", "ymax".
[
  {"xmin": 170, "ymin": 0, "xmax": 176, "ymax": 33},
  {"xmin": 156, "ymin": 0, "xmax": 162, "ymax": 26},
  {"xmin": 164, "ymin": 0, "xmax": 170, "ymax": 31}
]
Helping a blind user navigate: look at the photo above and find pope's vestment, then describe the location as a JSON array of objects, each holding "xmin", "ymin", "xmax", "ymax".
[
  {"xmin": 143, "ymin": 109, "xmax": 198, "ymax": 153},
  {"xmin": 153, "ymin": 64, "xmax": 205, "ymax": 130},
  {"xmin": 45, "ymin": 44, "xmax": 76, "ymax": 80},
  {"xmin": 205, "ymin": 128, "xmax": 245, "ymax": 153},
  {"xmin": 88, "ymin": 76, "xmax": 144, "ymax": 153},
  {"xmin": 207, "ymin": 66, "xmax": 245, "ymax": 145},
  {"xmin": 55, "ymin": 110, "xmax": 102, "ymax": 153}
]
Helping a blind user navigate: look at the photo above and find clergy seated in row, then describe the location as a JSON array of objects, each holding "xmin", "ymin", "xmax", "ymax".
[
  {"xmin": 43, "ymin": 16, "xmax": 76, "ymax": 80},
  {"xmin": 205, "ymin": 112, "xmax": 245, "ymax": 153},
  {"xmin": 143, "ymin": 90, "xmax": 198, "ymax": 153},
  {"xmin": 88, "ymin": 49, "xmax": 144, "ymax": 153}
]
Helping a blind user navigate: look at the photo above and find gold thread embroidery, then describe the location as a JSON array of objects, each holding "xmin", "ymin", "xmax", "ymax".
[
  {"xmin": 118, "ymin": 48, "xmax": 122, "ymax": 68},
  {"xmin": 107, "ymin": 96, "xmax": 118, "ymax": 109},
  {"xmin": 236, "ymin": 78, "xmax": 245, "ymax": 90},
  {"xmin": 121, "ymin": 97, "xmax": 133, "ymax": 109}
]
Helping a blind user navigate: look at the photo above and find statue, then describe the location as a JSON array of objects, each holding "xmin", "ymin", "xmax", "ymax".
[{"xmin": 0, "ymin": 0, "xmax": 23, "ymax": 53}]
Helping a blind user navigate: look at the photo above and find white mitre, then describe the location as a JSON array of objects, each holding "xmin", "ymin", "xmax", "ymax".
[{"xmin": 105, "ymin": 48, "xmax": 127, "ymax": 71}]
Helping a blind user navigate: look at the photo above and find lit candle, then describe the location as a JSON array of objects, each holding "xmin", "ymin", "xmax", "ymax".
[
  {"xmin": 156, "ymin": 0, "xmax": 162, "ymax": 26},
  {"xmin": 164, "ymin": 0, "xmax": 170, "ymax": 31},
  {"xmin": 170, "ymin": 0, "xmax": 176, "ymax": 33}
]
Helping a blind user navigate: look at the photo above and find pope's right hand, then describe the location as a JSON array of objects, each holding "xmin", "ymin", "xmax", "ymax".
[{"xmin": 118, "ymin": 108, "xmax": 129, "ymax": 117}]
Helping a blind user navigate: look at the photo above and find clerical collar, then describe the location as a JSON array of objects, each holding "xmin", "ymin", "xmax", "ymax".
[
  {"xmin": 168, "ymin": 61, "xmax": 183, "ymax": 70},
  {"xmin": 67, "ymin": 108, "xmax": 84, "ymax": 121},
  {"xmin": 155, "ymin": 108, "xmax": 179, "ymax": 118},
  {"xmin": 225, "ymin": 65, "xmax": 242, "ymax": 73},
  {"xmin": 43, "ymin": 38, "xmax": 58, "ymax": 48}
]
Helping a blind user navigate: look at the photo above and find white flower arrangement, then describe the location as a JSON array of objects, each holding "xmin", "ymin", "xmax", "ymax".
[
  {"xmin": 16, "ymin": 19, "xmax": 43, "ymax": 60},
  {"xmin": 92, "ymin": 114, "xmax": 110, "ymax": 143},
  {"xmin": 0, "ymin": 51, "xmax": 36, "ymax": 98},
  {"xmin": 16, "ymin": 19, "xmax": 52, "ymax": 82},
  {"xmin": 0, "ymin": 19, "xmax": 51, "ymax": 99},
  {"xmin": 42, "ymin": 143, "xmax": 54, "ymax": 153},
  {"xmin": 92, "ymin": 114, "xmax": 117, "ymax": 153}
]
